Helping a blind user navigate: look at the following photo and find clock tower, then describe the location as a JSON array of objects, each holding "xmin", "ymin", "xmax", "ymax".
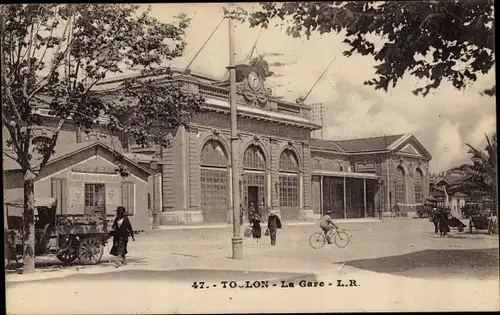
[{"xmin": 218, "ymin": 55, "xmax": 274, "ymax": 108}]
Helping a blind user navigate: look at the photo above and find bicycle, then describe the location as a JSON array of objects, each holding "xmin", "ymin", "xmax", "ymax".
[{"xmin": 309, "ymin": 226, "xmax": 350, "ymax": 249}]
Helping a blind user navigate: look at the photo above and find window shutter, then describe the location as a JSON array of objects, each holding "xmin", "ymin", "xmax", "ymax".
[
  {"xmin": 60, "ymin": 178, "xmax": 67, "ymax": 214},
  {"xmin": 51, "ymin": 178, "xmax": 68, "ymax": 214},
  {"xmin": 121, "ymin": 182, "xmax": 135, "ymax": 215},
  {"xmin": 51, "ymin": 178, "xmax": 62, "ymax": 214}
]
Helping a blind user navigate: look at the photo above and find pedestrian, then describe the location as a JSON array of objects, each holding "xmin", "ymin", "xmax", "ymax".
[
  {"xmin": 437, "ymin": 208, "xmax": 450, "ymax": 238},
  {"xmin": 267, "ymin": 210, "xmax": 282, "ymax": 246},
  {"xmin": 248, "ymin": 202, "xmax": 256, "ymax": 223},
  {"xmin": 251, "ymin": 212, "xmax": 262, "ymax": 244},
  {"xmin": 110, "ymin": 206, "xmax": 135, "ymax": 267}
]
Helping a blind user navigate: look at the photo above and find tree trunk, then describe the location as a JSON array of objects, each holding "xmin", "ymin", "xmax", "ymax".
[{"xmin": 22, "ymin": 169, "xmax": 36, "ymax": 273}]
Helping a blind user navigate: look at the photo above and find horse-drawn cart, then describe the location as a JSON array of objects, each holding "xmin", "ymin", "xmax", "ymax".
[{"xmin": 4, "ymin": 197, "xmax": 112, "ymax": 268}]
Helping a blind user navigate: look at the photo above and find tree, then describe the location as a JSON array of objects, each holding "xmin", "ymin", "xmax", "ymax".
[
  {"xmin": 450, "ymin": 133, "xmax": 497, "ymax": 210},
  {"xmin": 247, "ymin": 1, "xmax": 495, "ymax": 97},
  {"xmin": 1, "ymin": 4, "xmax": 204, "ymax": 273}
]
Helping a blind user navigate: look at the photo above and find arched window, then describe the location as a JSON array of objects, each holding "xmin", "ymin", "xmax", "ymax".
[
  {"xmin": 242, "ymin": 145, "xmax": 267, "ymax": 215},
  {"xmin": 200, "ymin": 139, "xmax": 229, "ymax": 223},
  {"xmin": 243, "ymin": 144, "xmax": 266, "ymax": 170},
  {"xmin": 201, "ymin": 139, "xmax": 228, "ymax": 167},
  {"xmin": 279, "ymin": 149, "xmax": 299, "ymax": 208},
  {"xmin": 394, "ymin": 166, "xmax": 406, "ymax": 205},
  {"xmin": 414, "ymin": 169, "xmax": 424, "ymax": 203}
]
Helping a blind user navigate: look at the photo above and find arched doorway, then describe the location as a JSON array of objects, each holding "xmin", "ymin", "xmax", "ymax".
[
  {"xmin": 200, "ymin": 139, "xmax": 229, "ymax": 223},
  {"xmin": 414, "ymin": 169, "xmax": 424, "ymax": 203},
  {"xmin": 394, "ymin": 166, "xmax": 406, "ymax": 208},
  {"xmin": 278, "ymin": 149, "xmax": 300, "ymax": 221},
  {"xmin": 241, "ymin": 144, "xmax": 267, "ymax": 222}
]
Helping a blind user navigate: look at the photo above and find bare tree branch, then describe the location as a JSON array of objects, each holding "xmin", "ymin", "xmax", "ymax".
[
  {"xmin": 28, "ymin": 13, "xmax": 74, "ymax": 102},
  {"xmin": 3, "ymin": 150, "xmax": 20, "ymax": 163},
  {"xmin": 32, "ymin": 117, "xmax": 65, "ymax": 173},
  {"xmin": 2, "ymin": 113, "xmax": 22, "ymax": 154},
  {"xmin": 35, "ymin": 19, "xmax": 56, "ymax": 73},
  {"xmin": 22, "ymin": 23, "xmax": 36, "ymax": 100}
]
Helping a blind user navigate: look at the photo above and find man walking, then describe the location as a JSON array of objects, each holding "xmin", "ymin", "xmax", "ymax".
[{"xmin": 267, "ymin": 210, "xmax": 282, "ymax": 246}]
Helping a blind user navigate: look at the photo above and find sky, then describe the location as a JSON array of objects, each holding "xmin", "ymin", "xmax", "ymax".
[{"xmin": 139, "ymin": 3, "xmax": 496, "ymax": 174}]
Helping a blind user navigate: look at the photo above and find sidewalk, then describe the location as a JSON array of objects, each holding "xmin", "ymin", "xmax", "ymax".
[{"xmin": 154, "ymin": 217, "xmax": 382, "ymax": 231}]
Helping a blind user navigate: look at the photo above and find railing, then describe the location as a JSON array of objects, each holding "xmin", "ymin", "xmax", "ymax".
[
  {"xmin": 198, "ymin": 84, "xmax": 229, "ymax": 100},
  {"xmin": 196, "ymin": 80, "xmax": 306, "ymax": 117},
  {"xmin": 277, "ymin": 102, "xmax": 301, "ymax": 114}
]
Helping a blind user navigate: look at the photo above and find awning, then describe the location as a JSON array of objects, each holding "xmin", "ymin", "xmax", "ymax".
[
  {"xmin": 311, "ymin": 170, "xmax": 380, "ymax": 180},
  {"xmin": 4, "ymin": 197, "xmax": 57, "ymax": 217}
]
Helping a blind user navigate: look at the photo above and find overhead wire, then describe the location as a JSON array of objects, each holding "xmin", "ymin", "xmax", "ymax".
[
  {"xmin": 184, "ymin": 17, "xmax": 226, "ymax": 73},
  {"xmin": 301, "ymin": 56, "xmax": 337, "ymax": 103},
  {"xmin": 245, "ymin": 26, "xmax": 263, "ymax": 60}
]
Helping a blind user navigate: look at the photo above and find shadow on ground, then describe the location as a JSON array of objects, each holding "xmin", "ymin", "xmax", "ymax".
[{"xmin": 343, "ymin": 248, "xmax": 499, "ymax": 280}]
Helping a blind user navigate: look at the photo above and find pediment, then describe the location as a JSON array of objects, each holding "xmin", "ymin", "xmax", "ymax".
[
  {"xmin": 393, "ymin": 135, "xmax": 432, "ymax": 159},
  {"xmin": 71, "ymin": 156, "xmax": 118, "ymax": 174},
  {"xmin": 399, "ymin": 143, "xmax": 422, "ymax": 156}
]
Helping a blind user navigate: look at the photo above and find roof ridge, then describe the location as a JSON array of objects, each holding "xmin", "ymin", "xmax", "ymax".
[{"xmin": 333, "ymin": 134, "xmax": 405, "ymax": 142}]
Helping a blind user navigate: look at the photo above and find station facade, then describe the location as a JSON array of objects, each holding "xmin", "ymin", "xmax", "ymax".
[
  {"xmin": 95, "ymin": 58, "xmax": 432, "ymax": 225},
  {"xmin": 3, "ymin": 58, "xmax": 433, "ymax": 226}
]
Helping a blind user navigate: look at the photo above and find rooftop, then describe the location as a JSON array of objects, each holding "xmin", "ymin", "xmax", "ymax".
[{"xmin": 333, "ymin": 134, "xmax": 404, "ymax": 152}]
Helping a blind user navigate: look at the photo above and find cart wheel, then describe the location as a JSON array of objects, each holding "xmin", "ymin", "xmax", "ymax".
[
  {"xmin": 56, "ymin": 236, "xmax": 79, "ymax": 265},
  {"xmin": 78, "ymin": 237, "xmax": 104, "ymax": 265}
]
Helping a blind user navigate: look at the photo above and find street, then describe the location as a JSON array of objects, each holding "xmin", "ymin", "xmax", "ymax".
[{"xmin": 6, "ymin": 218, "xmax": 500, "ymax": 313}]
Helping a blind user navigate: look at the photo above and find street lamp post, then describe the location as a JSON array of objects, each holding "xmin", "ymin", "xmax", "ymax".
[{"xmin": 228, "ymin": 14, "xmax": 243, "ymax": 259}]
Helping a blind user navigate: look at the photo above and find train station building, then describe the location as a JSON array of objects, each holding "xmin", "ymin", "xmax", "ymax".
[{"xmin": 3, "ymin": 57, "xmax": 433, "ymax": 226}]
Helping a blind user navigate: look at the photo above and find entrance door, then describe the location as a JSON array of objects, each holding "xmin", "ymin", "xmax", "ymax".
[{"xmin": 247, "ymin": 186, "xmax": 259, "ymax": 220}]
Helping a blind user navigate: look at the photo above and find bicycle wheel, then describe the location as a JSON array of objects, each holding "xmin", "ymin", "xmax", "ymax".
[
  {"xmin": 309, "ymin": 232, "xmax": 326, "ymax": 249},
  {"xmin": 334, "ymin": 231, "xmax": 350, "ymax": 248}
]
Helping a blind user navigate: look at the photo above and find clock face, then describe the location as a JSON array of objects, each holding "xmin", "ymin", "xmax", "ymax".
[{"xmin": 247, "ymin": 71, "xmax": 261, "ymax": 90}]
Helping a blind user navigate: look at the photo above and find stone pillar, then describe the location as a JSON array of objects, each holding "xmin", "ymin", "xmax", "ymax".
[
  {"xmin": 343, "ymin": 177, "xmax": 347, "ymax": 219},
  {"xmin": 270, "ymin": 138, "xmax": 280, "ymax": 216},
  {"xmin": 363, "ymin": 178, "xmax": 367, "ymax": 218},
  {"xmin": 320, "ymin": 176, "xmax": 324, "ymax": 216},
  {"xmin": 299, "ymin": 173, "xmax": 304, "ymax": 209},
  {"xmin": 161, "ymin": 126, "xmax": 202, "ymax": 225},
  {"xmin": 299, "ymin": 142, "xmax": 314, "ymax": 221}
]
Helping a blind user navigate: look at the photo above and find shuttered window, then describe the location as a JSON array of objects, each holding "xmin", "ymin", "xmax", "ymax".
[
  {"xmin": 51, "ymin": 178, "xmax": 67, "ymax": 214},
  {"xmin": 121, "ymin": 182, "xmax": 135, "ymax": 216}
]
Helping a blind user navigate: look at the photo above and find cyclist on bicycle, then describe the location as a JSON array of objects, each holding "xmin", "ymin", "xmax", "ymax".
[{"xmin": 319, "ymin": 211, "xmax": 338, "ymax": 244}]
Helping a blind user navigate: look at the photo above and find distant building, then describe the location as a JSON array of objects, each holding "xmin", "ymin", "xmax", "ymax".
[
  {"xmin": 310, "ymin": 103, "xmax": 326, "ymax": 140},
  {"xmin": 311, "ymin": 134, "xmax": 432, "ymax": 218},
  {"xmin": 429, "ymin": 170, "xmax": 470, "ymax": 217}
]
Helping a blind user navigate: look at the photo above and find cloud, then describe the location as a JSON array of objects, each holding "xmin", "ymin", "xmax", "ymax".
[{"xmin": 432, "ymin": 120, "xmax": 468, "ymax": 172}]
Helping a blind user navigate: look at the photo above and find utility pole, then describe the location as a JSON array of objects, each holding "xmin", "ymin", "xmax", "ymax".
[{"xmin": 228, "ymin": 12, "xmax": 243, "ymax": 259}]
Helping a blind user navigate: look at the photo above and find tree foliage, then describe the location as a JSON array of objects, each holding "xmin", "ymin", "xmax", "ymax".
[
  {"xmin": 1, "ymin": 4, "xmax": 204, "ymax": 272},
  {"xmin": 450, "ymin": 133, "xmax": 497, "ymax": 208},
  {"xmin": 248, "ymin": 1, "xmax": 495, "ymax": 97}
]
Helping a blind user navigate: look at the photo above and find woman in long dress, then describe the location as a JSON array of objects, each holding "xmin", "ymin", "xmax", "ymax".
[
  {"xmin": 251, "ymin": 212, "xmax": 262, "ymax": 244},
  {"xmin": 110, "ymin": 206, "xmax": 135, "ymax": 267},
  {"xmin": 437, "ymin": 208, "xmax": 450, "ymax": 238}
]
